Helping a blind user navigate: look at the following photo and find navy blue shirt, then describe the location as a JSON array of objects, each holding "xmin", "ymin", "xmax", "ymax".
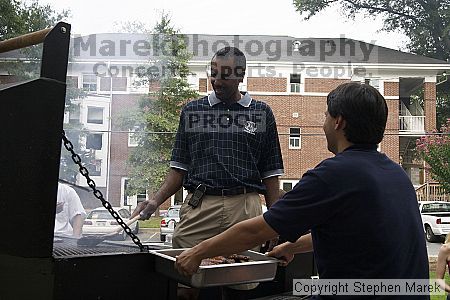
[
  {"xmin": 264, "ymin": 144, "xmax": 428, "ymax": 285},
  {"xmin": 170, "ymin": 92, "xmax": 284, "ymax": 192}
]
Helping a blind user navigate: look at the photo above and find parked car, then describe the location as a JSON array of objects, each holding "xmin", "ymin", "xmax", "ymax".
[
  {"xmin": 160, "ymin": 205, "xmax": 181, "ymax": 242},
  {"xmin": 419, "ymin": 201, "xmax": 450, "ymax": 242},
  {"xmin": 83, "ymin": 206, "xmax": 139, "ymax": 240}
]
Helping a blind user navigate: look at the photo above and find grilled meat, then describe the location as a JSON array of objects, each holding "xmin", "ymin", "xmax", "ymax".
[{"xmin": 200, "ymin": 254, "xmax": 252, "ymax": 266}]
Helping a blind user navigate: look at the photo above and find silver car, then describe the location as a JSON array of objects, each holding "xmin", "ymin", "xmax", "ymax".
[
  {"xmin": 83, "ymin": 207, "xmax": 139, "ymax": 240},
  {"xmin": 160, "ymin": 205, "xmax": 181, "ymax": 242}
]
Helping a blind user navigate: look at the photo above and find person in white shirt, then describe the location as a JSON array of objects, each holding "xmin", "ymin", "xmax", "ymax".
[{"xmin": 54, "ymin": 183, "xmax": 86, "ymax": 237}]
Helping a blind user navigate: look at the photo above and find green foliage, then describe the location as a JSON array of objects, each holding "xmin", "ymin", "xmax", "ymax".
[
  {"xmin": 292, "ymin": 0, "xmax": 450, "ymax": 126},
  {"xmin": 138, "ymin": 217, "xmax": 163, "ymax": 229},
  {"xmin": 0, "ymin": 0, "xmax": 69, "ymax": 41},
  {"xmin": 416, "ymin": 119, "xmax": 450, "ymax": 193},
  {"xmin": 292, "ymin": 0, "xmax": 450, "ymax": 60},
  {"xmin": 119, "ymin": 14, "xmax": 198, "ymax": 195},
  {"xmin": 0, "ymin": 0, "xmax": 90, "ymax": 183}
]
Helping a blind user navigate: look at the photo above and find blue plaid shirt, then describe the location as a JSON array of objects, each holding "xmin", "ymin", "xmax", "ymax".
[{"xmin": 170, "ymin": 92, "xmax": 284, "ymax": 194}]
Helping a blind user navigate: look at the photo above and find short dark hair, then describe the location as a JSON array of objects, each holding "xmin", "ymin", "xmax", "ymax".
[
  {"xmin": 211, "ymin": 46, "xmax": 246, "ymax": 78},
  {"xmin": 327, "ymin": 82, "xmax": 388, "ymax": 144}
]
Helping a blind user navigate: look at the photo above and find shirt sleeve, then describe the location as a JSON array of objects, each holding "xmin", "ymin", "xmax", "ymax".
[
  {"xmin": 66, "ymin": 187, "xmax": 86, "ymax": 220},
  {"xmin": 263, "ymin": 170, "xmax": 332, "ymax": 242},
  {"xmin": 170, "ymin": 109, "xmax": 191, "ymax": 171},
  {"xmin": 258, "ymin": 106, "xmax": 284, "ymax": 178}
]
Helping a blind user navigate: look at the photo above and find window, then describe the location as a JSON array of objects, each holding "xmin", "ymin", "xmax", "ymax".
[
  {"xmin": 421, "ymin": 203, "xmax": 450, "ymax": 213},
  {"xmin": 122, "ymin": 178, "xmax": 147, "ymax": 207},
  {"xmin": 87, "ymin": 106, "xmax": 104, "ymax": 124},
  {"xmin": 82, "ymin": 74, "xmax": 97, "ymax": 92},
  {"xmin": 289, "ymin": 127, "xmax": 301, "ymax": 149},
  {"xmin": 280, "ymin": 180, "xmax": 299, "ymax": 192},
  {"xmin": 128, "ymin": 126, "xmax": 140, "ymax": 147},
  {"xmin": 87, "ymin": 159, "xmax": 102, "ymax": 176},
  {"xmin": 290, "ymin": 74, "xmax": 301, "ymax": 93},
  {"xmin": 123, "ymin": 178, "xmax": 130, "ymax": 206},
  {"xmin": 364, "ymin": 78, "xmax": 380, "ymax": 90},
  {"xmin": 137, "ymin": 191, "xmax": 147, "ymax": 203},
  {"xmin": 112, "ymin": 77, "xmax": 127, "ymax": 91},
  {"xmin": 86, "ymin": 133, "xmax": 103, "ymax": 150}
]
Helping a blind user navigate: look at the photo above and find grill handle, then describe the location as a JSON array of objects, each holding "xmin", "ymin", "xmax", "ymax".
[{"xmin": 0, "ymin": 28, "xmax": 52, "ymax": 53}]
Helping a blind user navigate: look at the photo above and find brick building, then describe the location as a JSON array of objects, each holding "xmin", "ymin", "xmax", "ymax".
[{"xmin": 18, "ymin": 33, "xmax": 449, "ymax": 209}]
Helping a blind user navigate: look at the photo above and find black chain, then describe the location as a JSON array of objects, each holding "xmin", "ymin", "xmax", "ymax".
[{"xmin": 62, "ymin": 130, "xmax": 148, "ymax": 252}]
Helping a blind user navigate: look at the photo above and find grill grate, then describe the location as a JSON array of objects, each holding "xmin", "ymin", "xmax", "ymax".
[{"xmin": 52, "ymin": 237, "xmax": 143, "ymax": 258}]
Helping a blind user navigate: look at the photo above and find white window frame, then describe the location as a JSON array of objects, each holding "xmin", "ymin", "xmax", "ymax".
[
  {"xmin": 364, "ymin": 78, "xmax": 380, "ymax": 90},
  {"xmin": 170, "ymin": 187, "xmax": 188, "ymax": 206},
  {"xmin": 289, "ymin": 127, "xmax": 301, "ymax": 149},
  {"xmin": 128, "ymin": 126, "xmax": 140, "ymax": 147},
  {"xmin": 121, "ymin": 177, "xmax": 148, "ymax": 209},
  {"xmin": 87, "ymin": 158, "xmax": 102, "ymax": 177},
  {"xmin": 290, "ymin": 74, "xmax": 301, "ymax": 93},
  {"xmin": 280, "ymin": 180, "xmax": 299, "ymax": 192},
  {"xmin": 82, "ymin": 74, "xmax": 98, "ymax": 92},
  {"xmin": 121, "ymin": 177, "xmax": 132, "ymax": 207}
]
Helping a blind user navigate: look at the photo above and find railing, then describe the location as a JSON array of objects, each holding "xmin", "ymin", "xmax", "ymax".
[
  {"xmin": 416, "ymin": 183, "xmax": 449, "ymax": 201},
  {"xmin": 399, "ymin": 116, "xmax": 425, "ymax": 133}
]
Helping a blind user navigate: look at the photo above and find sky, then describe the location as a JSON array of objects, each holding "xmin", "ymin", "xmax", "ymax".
[{"xmin": 39, "ymin": 0, "xmax": 410, "ymax": 51}]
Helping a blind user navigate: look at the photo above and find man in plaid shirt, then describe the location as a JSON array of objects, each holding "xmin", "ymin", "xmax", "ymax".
[{"xmin": 134, "ymin": 46, "xmax": 284, "ymax": 298}]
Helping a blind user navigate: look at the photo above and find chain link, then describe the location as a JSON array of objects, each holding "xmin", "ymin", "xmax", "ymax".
[{"xmin": 62, "ymin": 130, "xmax": 148, "ymax": 252}]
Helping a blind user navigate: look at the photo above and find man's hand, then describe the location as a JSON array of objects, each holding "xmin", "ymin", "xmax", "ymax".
[
  {"xmin": 131, "ymin": 199, "xmax": 159, "ymax": 220},
  {"xmin": 175, "ymin": 248, "xmax": 203, "ymax": 277},
  {"xmin": 267, "ymin": 242, "xmax": 295, "ymax": 267}
]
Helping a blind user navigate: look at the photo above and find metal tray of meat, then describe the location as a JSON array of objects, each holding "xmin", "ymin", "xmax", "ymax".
[{"xmin": 150, "ymin": 248, "xmax": 279, "ymax": 288}]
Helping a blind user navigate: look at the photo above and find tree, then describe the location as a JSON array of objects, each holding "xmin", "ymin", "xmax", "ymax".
[
  {"xmin": 416, "ymin": 119, "xmax": 450, "ymax": 193},
  {"xmin": 119, "ymin": 14, "xmax": 198, "ymax": 196},
  {"xmin": 0, "ymin": 0, "xmax": 68, "ymax": 41},
  {"xmin": 293, "ymin": 0, "xmax": 450, "ymax": 60},
  {"xmin": 0, "ymin": 0, "xmax": 90, "ymax": 183},
  {"xmin": 293, "ymin": 0, "xmax": 450, "ymax": 125}
]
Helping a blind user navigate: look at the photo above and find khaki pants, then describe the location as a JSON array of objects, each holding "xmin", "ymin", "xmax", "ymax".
[{"xmin": 172, "ymin": 192, "xmax": 262, "ymax": 290}]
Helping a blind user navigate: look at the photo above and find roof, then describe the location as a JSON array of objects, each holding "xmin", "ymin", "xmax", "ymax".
[
  {"xmin": 67, "ymin": 33, "xmax": 449, "ymax": 65},
  {"xmin": 1, "ymin": 33, "xmax": 448, "ymax": 68}
]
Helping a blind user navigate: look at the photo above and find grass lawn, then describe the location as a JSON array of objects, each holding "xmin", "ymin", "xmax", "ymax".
[
  {"xmin": 138, "ymin": 216, "xmax": 162, "ymax": 228},
  {"xmin": 430, "ymin": 271, "xmax": 449, "ymax": 300}
]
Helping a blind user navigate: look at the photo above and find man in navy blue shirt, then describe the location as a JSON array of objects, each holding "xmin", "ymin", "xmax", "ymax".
[{"xmin": 176, "ymin": 82, "xmax": 429, "ymax": 299}]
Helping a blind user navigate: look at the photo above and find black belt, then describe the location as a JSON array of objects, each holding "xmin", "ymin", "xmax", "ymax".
[{"xmin": 193, "ymin": 186, "xmax": 257, "ymax": 196}]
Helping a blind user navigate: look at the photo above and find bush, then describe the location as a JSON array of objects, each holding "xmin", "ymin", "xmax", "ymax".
[{"xmin": 416, "ymin": 119, "xmax": 450, "ymax": 193}]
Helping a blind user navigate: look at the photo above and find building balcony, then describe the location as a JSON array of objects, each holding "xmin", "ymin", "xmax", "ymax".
[{"xmin": 399, "ymin": 115, "xmax": 425, "ymax": 135}]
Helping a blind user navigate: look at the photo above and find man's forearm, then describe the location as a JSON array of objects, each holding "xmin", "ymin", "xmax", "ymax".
[
  {"xmin": 191, "ymin": 216, "xmax": 278, "ymax": 259},
  {"xmin": 71, "ymin": 214, "xmax": 84, "ymax": 237},
  {"xmin": 291, "ymin": 233, "xmax": 313, "ymax": 253},
  {"xmin": 262, "ymin": 176, "xmax": 280, "ymax": 208},
  {"xmin": 153, "ymin": 168, "xmax": 186, "ymax": 205}
]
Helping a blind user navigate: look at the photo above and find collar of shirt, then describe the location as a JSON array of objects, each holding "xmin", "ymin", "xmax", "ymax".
[
  {"xmin": 343, "ymin": 144, "xmax": 378, "ymax": 151},
  {"xmin": 207, "ymin": 91, "xmax": 252, "ymax": 107}
]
